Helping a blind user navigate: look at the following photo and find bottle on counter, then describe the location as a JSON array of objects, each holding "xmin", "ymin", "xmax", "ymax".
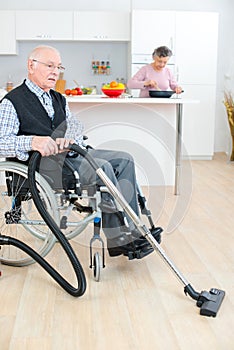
[
  {"xmin": 101, "ymin": 61, "xmax": 106, "ymax": 74},
  {"xmin": 106, "ymin": 61, "xmax": 111, "ymax": 75},
  {"xmin": 120, "ymin": 78, "xmax": 127, "ymax": 92},
  {"xmin": 6, "ymin": 75, "xmax": 14, "ymax": 92},
  {"xmin": 6, "ymin": 78, "xmax": 13, "ymax": 92},
  {"xmin": 92, "ymin": 60, "xmax": 97, "ymax": 74}
]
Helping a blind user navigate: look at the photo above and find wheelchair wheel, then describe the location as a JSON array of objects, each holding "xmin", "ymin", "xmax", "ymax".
[
  {"xmin": 0, "ymin": 161, "xmax": 59, "ymax": 266},
  {"xmin": 93, "ymin": 252, "xmax": 101, "ymax": 282}
]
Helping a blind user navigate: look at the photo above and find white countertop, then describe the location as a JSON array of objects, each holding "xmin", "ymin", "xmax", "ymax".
[{"xmin": 66, "ymin": 95, "xmax": 199, "ymax": 104}]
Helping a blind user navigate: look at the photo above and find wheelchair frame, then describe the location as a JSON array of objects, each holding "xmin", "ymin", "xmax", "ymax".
[{"xmin": 0, "ymin": 160, "xmax": 105, "ymax": 280}]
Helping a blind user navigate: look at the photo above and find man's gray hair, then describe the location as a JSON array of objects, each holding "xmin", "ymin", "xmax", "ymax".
[{"xmin": 28, "ymin": 45, "xmax": 60, "ymax": 60}]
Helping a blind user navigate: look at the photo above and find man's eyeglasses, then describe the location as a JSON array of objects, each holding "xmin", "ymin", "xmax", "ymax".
[{"xmin": 32, "ymin": 59, "xmax": 65, "ymax": 73}]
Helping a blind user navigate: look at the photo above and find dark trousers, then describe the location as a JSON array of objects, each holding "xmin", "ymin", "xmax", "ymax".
[{"xmin": 70, "ymin": 149, "xmax": 139, "ymax": 239}]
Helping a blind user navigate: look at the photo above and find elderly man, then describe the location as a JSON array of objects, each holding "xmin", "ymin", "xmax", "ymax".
[{"xmin": 0, "ymin": 45, "xmax": 162, "ymax": 259}]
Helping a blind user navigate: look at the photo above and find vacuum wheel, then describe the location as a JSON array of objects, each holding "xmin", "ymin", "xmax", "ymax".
[{"xmin": 93, "ymin": 252, "xmax": 101, "ymax": 282}]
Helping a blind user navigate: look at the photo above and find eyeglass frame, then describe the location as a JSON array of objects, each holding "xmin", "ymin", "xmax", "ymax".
[{"xmin": 31, "ymin": 59, "xmax": 65, "ymax": 73}]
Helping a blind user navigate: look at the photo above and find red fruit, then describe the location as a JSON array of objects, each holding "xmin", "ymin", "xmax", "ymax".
[{"xmin": 77, "ymin": 90, "xmax": 83, "ymax": 95}]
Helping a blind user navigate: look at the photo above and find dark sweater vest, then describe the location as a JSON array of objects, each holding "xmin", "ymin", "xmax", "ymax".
[
  {"xmin": 3, "ymin": 80, "xmax": 67, "ymax": 139},
  {"xmin": 2, "ymin": 81, "xmax": 70, "ymax": 187}
]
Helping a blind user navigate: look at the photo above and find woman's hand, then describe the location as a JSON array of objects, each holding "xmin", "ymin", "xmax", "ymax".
[
  {"xmin": 144, "ymin": 80, "xmax": 160, "ymax": 90},
  {"xmin": 175, "ymin": 86, "xmax": 183, "ymax": 94}
]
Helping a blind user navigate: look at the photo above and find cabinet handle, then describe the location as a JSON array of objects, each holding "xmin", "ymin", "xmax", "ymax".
[
  {"xmin": 94, "ymin": 35, "xmax": 108, "ymax": 39},
  {"xmin": 35, "ymin": 34, "xmax": 52, "ymax": 38},
  {"xmin": 170, "ymin": 37, "xmax": 173, "ymax": 51},
  {"xmin": 175, "ymin": 66, "xmax": 179, "ymax": 80}
]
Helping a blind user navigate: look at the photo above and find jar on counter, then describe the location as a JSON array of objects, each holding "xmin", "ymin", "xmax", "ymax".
[
  {"xmin": 6, "ymin": 81, "xmax": 13, "ymax": 92},
  {"xmin": 89, "ymin": 85, "xmax": 97, "ymax": 94}
]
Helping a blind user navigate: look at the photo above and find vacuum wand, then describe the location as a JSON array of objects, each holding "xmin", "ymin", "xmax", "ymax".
[
  {"xmin": 69, "ymin": 144, "xmax": 226, "ymax": 317},
  {"xmin": 96, "ymin": 167, "xmax": 226, "ymax": 316}
]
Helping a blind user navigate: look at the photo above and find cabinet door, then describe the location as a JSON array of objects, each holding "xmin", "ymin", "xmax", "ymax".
[
  {"xmin": 182, "ymin": 84, "xmax": 216, "ymax": 158},
  {"xmin": 74, "ymin": 11, "xmax": 130, "ymax": 41},
  {"xmin": 16, "ymin": 11, "xmax": 73, "ymax": 40},
  {"xmin": 175, "ymin": 12, "xmax": 219, "ymax": 84},
  {"xmin": 131, "ymin": 10, "xmax": 176, "ymax": 55},
  {"xmin": 0, "ymin": 11, "xmax": 17, "ymax": 54}
]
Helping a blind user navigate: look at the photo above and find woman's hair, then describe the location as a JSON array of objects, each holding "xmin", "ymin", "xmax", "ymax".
[{"xmin": 152, "ymin": 46, "xmax": 173, "ymax": 58}]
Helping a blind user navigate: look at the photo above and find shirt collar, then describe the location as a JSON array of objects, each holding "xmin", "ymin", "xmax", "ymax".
[{"xmin": 25, "ymin": 78, "xmax": 51, "ymax": 99}]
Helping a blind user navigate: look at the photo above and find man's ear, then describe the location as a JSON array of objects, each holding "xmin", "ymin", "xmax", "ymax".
[{"xmin": 28, "ymin": 59, "xmax": 34, "ymax": 74}]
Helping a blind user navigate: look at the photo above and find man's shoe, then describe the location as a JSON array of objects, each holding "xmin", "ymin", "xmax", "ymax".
[{"xmin": 132, "ymin": 226, "xmax": 163, "ymax": 244}]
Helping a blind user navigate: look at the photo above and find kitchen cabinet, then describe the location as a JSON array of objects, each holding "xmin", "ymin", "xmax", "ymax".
[
  {"xmin": 175, "ymin": 12, "xmax": 219, "ymax": 158},
  {"xmin": 181, "ymin": 85, "xmax": 216, "ymax": 158},
  {"xmin": 131, "ymin": 10, "xmax": 176, "ymax": 55},
  {"xmin": 175, "ymin": 11, "xmax": 219, "ymax": 84},
  {"xmin": 0, "ymin": 11, "xmax": 17, "ymax": 55},
  {"xmin": 15, "ymin": 11, "xmax": 73, "ymax": 40},
  {"xmin": 73, "ymin": 11, "xmax": 130, "ymax": 41}
]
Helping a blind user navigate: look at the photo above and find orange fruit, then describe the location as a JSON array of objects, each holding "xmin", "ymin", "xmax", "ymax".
[
  {"xmin": 70, "ymin": 89, "xmax": 78, "ymax": 95},
  {"xmin": 110, "ymin": 81, "xmax": 118, "ymax": 88},
  {"xmin": 65, "ymin": 89, "xmax": 71, "ymax": 96}
]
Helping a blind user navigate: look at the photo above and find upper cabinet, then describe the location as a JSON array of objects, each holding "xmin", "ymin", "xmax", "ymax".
[
  {"xmin": 74, "ymin": 11, "xmax": 130, "ymax": 41},
  {"xmin": 15, "ymin": 11, "xmax": 73, "ymax": 40},
  {"xmin": 131, "ymin": 10, "xmax": 176, "ymax": 55},
  {"xmin": 0, "ymin": 11, "xmax": 17, "ymax": 54}
]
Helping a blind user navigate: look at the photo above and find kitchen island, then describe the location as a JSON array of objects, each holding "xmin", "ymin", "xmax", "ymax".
[{"xmin": 66, "ymin": 95, "xmax": 198, "ymax": 194}]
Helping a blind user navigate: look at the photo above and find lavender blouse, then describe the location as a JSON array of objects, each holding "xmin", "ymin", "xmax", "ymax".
[{"xmin": 127, "ymin": 64, "xmax": 178, "ymax": 98}]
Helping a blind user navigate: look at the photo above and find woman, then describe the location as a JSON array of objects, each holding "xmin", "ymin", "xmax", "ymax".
[{"xmin": 127, "ymin": 46, "xmax": 183, "ymax": 98}]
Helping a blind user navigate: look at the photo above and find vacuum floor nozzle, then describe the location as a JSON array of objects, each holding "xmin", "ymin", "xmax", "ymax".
[{"xmin": 197, "ymin": 288, "xmax": 225, "ymax": 317}]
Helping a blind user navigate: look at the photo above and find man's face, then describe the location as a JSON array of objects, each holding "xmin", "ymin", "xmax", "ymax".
[{"xmin": 28, "ymin": 48, "xmax": 63, "ymax": 92}]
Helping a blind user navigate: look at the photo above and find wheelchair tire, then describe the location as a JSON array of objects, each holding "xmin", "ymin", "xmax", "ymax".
[
  {"xmin": 0, "ymin": 161, "xmax": 58, "ymax": 266},
  {"xmin": 93, "ymin": 252, "xmax": 101, "ymax": 282}
]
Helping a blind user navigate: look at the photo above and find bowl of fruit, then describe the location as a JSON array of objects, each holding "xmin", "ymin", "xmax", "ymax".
[{"xmin": 102, "ymin": 81, "xmax": 125, "ymax": 98}]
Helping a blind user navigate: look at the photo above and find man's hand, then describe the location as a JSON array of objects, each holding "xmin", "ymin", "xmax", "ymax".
[
  {"xmin": 31, "ymin": 136, "xmax": 74, "ymax": 156},
  {"xmin": 56, "ymin": 138, "xmax": 74, "ymax": 153}
]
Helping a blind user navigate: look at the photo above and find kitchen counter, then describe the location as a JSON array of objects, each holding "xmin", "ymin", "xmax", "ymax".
[
  {"xmin": 65, "ymin": 95, "xmax": 197, "ymax": 105},
  {"xmin": 67, "ymin": 95, "xmax": 199, "ymax": 194}
]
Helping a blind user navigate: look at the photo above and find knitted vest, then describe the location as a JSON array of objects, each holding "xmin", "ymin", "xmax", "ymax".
[{"xmin": 3, "ymin": 80, "xmax": 67, "ymax": 139}]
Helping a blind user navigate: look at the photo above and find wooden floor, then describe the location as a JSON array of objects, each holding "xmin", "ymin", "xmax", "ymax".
[{"xmin": 1, "ymin": 152, "xmax": 234, "ymax": 350}]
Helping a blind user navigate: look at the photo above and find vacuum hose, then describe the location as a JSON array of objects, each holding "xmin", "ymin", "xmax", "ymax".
[{"xmin": 1, "ymin": 151, "xmax": 87, "ymax": 297}]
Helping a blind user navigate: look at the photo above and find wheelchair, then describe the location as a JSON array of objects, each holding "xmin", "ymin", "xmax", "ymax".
[{"xmin": 0, "ymin": 145, "xmax": 158, "ymax": 281}]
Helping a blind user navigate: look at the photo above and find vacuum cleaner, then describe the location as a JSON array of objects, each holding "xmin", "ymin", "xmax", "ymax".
[{"xmin": 68, "ymin": 144, "xmax": 225, "ymax": 317}]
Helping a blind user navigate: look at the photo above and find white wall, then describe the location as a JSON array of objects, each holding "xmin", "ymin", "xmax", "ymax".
[{"xmin": 0, "ymin": 0, "xmax": 233, "ymax": 153}]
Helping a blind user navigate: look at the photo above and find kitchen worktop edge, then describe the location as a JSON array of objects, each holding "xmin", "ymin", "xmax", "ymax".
[{"xmin": 66, "ymin": 96, "xmax": 199, "ymax": 104}]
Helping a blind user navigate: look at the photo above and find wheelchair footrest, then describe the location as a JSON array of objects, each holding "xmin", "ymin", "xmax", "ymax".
[{"xmin": 126, "ymin": 246, "xmax": 154, "ymax": 260}]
